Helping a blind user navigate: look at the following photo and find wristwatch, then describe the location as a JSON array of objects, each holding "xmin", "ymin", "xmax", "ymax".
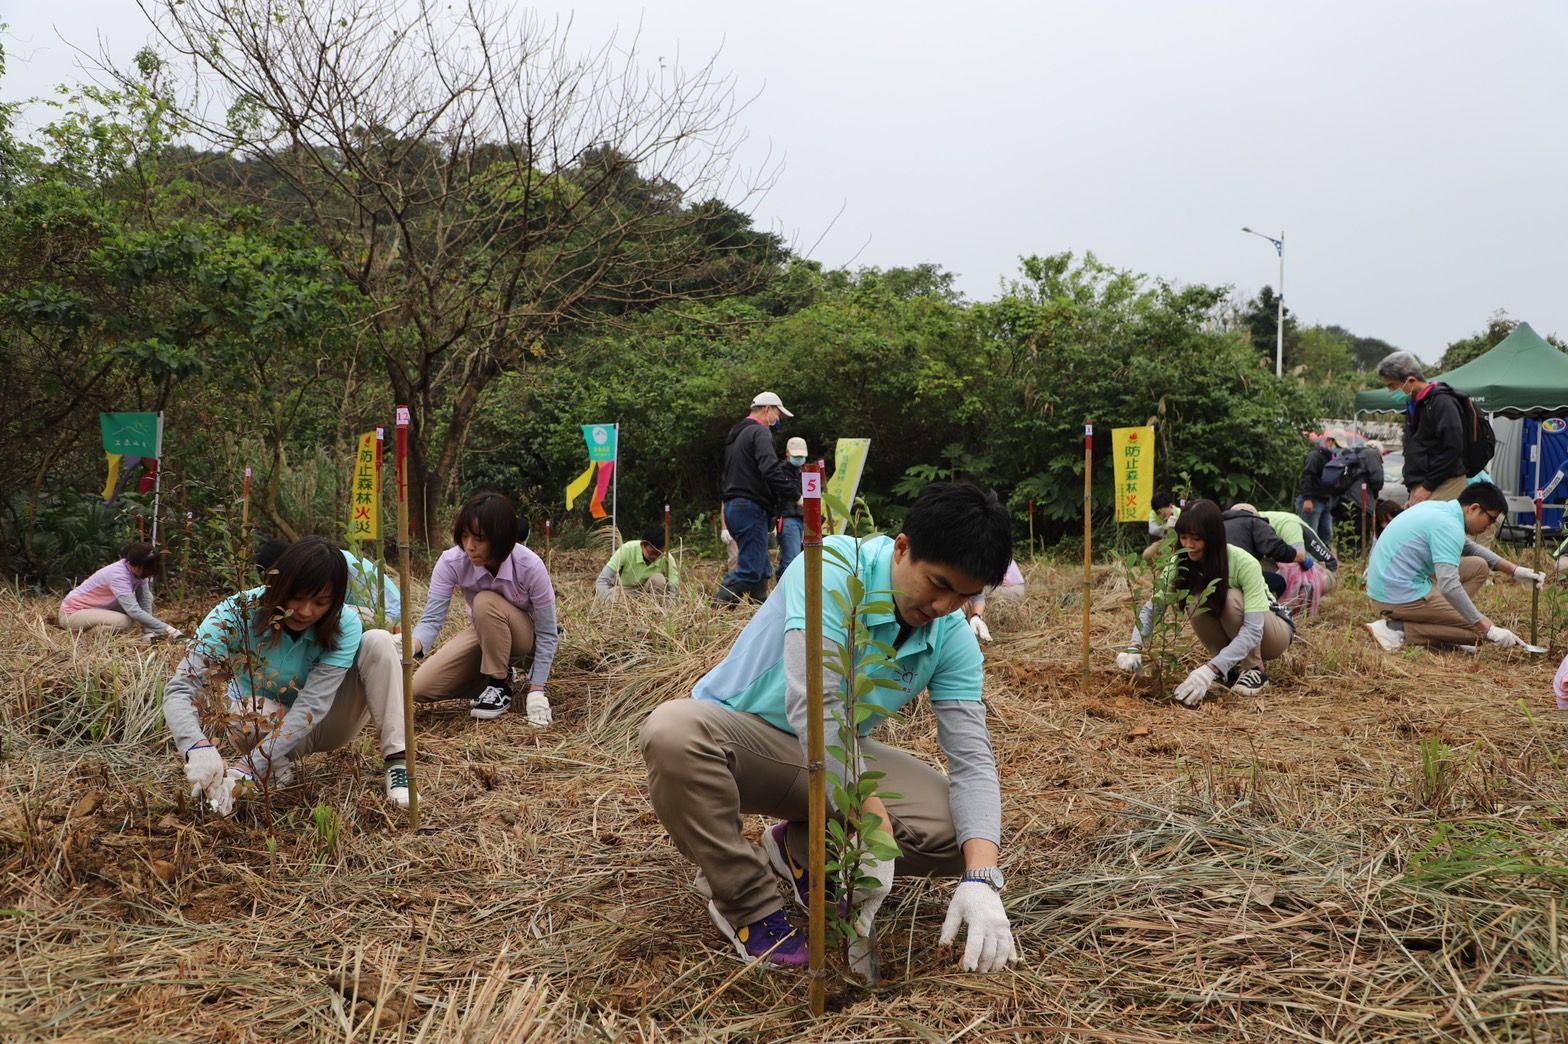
[{"xmin": 961, "ymin": 866, "xmax": 1005, "ymax": 892}]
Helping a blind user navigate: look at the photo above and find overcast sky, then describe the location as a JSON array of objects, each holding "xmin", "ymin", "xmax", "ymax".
[{"xmin": 6, "ymin": 1, "xmax": 1566, "ymax": 361}]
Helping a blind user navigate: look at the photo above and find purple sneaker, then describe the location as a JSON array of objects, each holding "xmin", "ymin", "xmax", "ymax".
[
  {"xmin": 707, "ymin": 902, "xmax": 808, "ymax": 968},
  {"xmin": 763, "ymin": 821, "xmax": 844, "ymax": 913}
]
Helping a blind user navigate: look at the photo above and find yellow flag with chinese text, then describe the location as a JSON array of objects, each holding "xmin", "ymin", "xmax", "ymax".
[
  {"xmin": 347, "ymin": 431, "xmax": 380, "ymax": 541},
  {"xmin": 1112, "ymin": 426, "xmax": 1155, "ymax": 523}
]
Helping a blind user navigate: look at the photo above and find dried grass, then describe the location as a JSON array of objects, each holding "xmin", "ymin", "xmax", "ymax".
[{"xmin": 3, "ymin": 551, "xmax": 1568, "ymax": 1041}]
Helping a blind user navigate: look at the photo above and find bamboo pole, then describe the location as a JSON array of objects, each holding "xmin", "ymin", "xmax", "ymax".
[
  {"xmin": 239, "ymin": 465, "xmax": 252, "ymax": 588},
  {"xmin": 664, "ymin": 503, "xmax": 672, "ymax": 559},
  {"xmin": 1027, "ymin": 498, "xmax": 1035, "ymax": 556},
  {"xmin": 1533, "ymin": 496, "xmax": 1544, "ymax": 646},
  {"xmin": 802, "ymin": 460, "xmax": 826, "ymax": 1016},
  {"xmin": 395, "ymin": 405, "xmax": 421, "ymax": 829},
  {"xmin": 1082, "ymin": 422, "xmax": 1094, "ymax": 679}
]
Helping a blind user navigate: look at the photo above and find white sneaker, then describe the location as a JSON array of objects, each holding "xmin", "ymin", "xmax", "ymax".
[
  {"xmin": 1365, "ymin": 619, "xmax": 1404, "ymax": 652},
  {"xmin": 385, "ymin": 761, "xmax": 410, "ymax": 809}
]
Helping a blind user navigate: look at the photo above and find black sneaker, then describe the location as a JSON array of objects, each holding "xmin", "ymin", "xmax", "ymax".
[
  {"xmin": 470, "ymin": 679, "xmax": 513, "ymax": 720},
  {"xmin": 1231, "ymin": 669, "xmax": 1268, "ymax": 695},
  {"xmin": 1220, "ymin": 666, "xmax": 1240, "ymax": 688}
]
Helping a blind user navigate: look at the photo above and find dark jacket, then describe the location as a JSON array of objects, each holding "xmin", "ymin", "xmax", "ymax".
[
  {"xmin": 1403, "ymin": 383, "xmax": 1466, "ymax": 492},
  {"xmin": 1356, "ymin": 446, "xmax": 1385, "ymax": 495},
  {"xmin": 1222, "ymin": 510, "xmax": 1298, "ymax": 567},
  {"xmin": 1296, "ymin": 445, "xmax": 1339, "ymax": 500},
  {"xmin": 779, "ymin": 460, "xmax": 803, "ymax": 520},
  {"xmin": 722, "ymin": 417, "xmax": 795, "ymax": 512}
]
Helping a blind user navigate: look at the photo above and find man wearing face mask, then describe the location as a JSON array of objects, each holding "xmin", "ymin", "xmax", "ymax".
[
  {"xmin": 715, "ymin": 392, "xmax": 799, "ymax": 604},
  {"xmin": 1376, "ymin": 351, "xmax": 1467, "ymax": 505},
  {"xmin": 776, "ymin": 436, "xmax": 809, "ymax": 580}
]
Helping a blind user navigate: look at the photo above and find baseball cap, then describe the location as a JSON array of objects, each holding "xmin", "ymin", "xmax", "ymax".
[
  {"xmin": 786, "ymin": 437, "xmax": 808, "ymax": 457},
  {"xmin": 750, "ymin": 391, "xmax": 794, "ymax": 417}
]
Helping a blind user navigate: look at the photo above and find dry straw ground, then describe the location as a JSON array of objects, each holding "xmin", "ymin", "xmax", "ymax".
[{"xmin": 4, "ymin": 547, "xmax": 1568, "ymax": 1042}]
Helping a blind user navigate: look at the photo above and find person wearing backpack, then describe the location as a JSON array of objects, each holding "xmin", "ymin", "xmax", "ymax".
[
  {"xmin": 1296, "ymin": 432, "xmax": 1356, "ymax": 549},
  {"xmin": 1377, "ymin": 351, "xmax": 1482, "ymax": 504}
]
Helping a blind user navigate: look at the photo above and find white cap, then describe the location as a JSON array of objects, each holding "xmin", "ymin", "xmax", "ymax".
[
  {"xmin": 750, "ymin": 391, "xmax": 794, "ymax": 417},
  {"xmin": 786, "ymin": 436, "xmax": 808, "ymax": 457}
]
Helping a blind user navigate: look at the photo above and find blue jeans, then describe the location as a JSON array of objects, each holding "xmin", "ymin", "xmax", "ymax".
[
  {"xmin": 1295, "ymin": 495, "xmax": 1336, "ymax": 549},
  {"xmin": 718, "ymin": 498, "xmax": 772, "ymax": 602},
  {"xmin": 777, "ymin": 517, "xmax": 803, "ymax": 580}
]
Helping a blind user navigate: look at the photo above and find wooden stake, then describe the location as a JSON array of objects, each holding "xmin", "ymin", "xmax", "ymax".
[
  {"xmin": 1028, "ymin": 497, "xmax": 1035, "ymax": 556},
  {"xmin": 239, "ymin": 465, "xmax": 252, "ymax": 589},
  {"xmin": 395, "ymin": 406, "xmax": 421, "ymax": 829},
  {"xmin": 664, "ymin": 503, "xmax": 672, "ymax": 561},
  {"xmin": 1533, "ymin": 496, "xmax": 1544, "ymax": 646},
  {"xmin": 802, "ymin": 461, "xmax": 827, "ymax": 1017},
  {"xmin": 1082, "ymin": 423, "xmax": 1094, "ymax": 679}
]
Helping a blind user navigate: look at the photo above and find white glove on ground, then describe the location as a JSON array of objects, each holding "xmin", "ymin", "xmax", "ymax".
[
  {"xmin": 525, "ymin": 690, "xmax": 552, "ymax": 727},
  {"xmin": 1116, "ymin": 651, "xmax": 1143, "ymax": 674},
  {"xmin": 183, "ymin": 745, "xmax": 224, "ymax": 799},
  {"xmin": 939, "ymin": 882, "xmax": 1017, "ymax": 972},
  {"xmin": 1486, "ymin": 624, "xmax": 1525, "ymax": 648},
  {"xmin": 848, "ymin": 851, "xmax": 895, "ymax": 983},
  {"xmin": 1173, "ymin": 664, "xmax": 1217, "ymax": 707},
  {"xmin": 969, "ymin": 616, "xmax": 992, "ymax": 643},
  {"xmin": 1513, "ymin": 568, "xmax": 1546, "ymax": 589}
]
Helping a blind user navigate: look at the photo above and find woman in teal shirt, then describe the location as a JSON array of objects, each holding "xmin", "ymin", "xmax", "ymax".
[
  {"xmin": 164, "ymin": 537, "xmax": 410, "ymax": 811},
  {"xmin": 1119, "ymin": 499, "xmax": 1295, "ymax": 706}
]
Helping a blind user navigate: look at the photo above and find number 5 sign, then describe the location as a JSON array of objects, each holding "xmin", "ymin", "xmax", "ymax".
[{"xmin": 801, "ymin": 469, "xmax": 822, "ymax": 499}]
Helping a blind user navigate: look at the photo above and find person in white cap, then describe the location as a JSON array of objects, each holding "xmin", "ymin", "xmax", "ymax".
[
  {"xmin": 716, "ymin": 392, "xmax": 798, "ymax": 604},
  {"xmin": 776, "ymin": 436, "xmax": 809, "ymax": 580}
]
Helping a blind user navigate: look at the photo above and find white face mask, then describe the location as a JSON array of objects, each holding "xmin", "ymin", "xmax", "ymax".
[{"xmin": 789, "ymin": 455, "xmax": 806, "ymax": 465}]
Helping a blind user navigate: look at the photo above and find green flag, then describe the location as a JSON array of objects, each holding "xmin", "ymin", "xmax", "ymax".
[
  {"xmin": 100, "ymin": 412, "xmax": 162, "ymax": 457},
  {"xmin": 581, "ymin": 423, "xmax": 617, "ymax": 463}
]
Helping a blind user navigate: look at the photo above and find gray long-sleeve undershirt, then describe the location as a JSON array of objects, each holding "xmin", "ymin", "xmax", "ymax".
[
  {"xmin": 1134, "ymin": 599, "xmax": 1267, "ymax": 676},
  {"xmin": 163, "ymin": 646, "xmax": 347, "ymax": 778},
  {"xmin": 1434, "ymin": 544, "xmax": 1501, "ymax": 628},
  {"xmin": 782, "ymin": 629, "xmax": 1002, "ymax": 848},
  {"xmin": 119, "ymin": 585, "xmax": 172, "ymax": 634}
]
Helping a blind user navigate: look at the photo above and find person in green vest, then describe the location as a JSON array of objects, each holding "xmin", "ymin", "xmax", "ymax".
[
  {"xmin": 595, "ymin": 524, "xmax": 678, "ymax": 602},
  {"xmin": 1118, "ymin": 499, "xmax": 1295, "ymax": 704}
]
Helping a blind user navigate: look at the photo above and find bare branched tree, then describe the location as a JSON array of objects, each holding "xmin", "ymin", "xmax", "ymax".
[{"xmin": 136, "ymin": 0, "xmax": 776, "ymax": 533}]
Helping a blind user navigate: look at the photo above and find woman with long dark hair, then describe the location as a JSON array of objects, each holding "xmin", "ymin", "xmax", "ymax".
[
  {"xmin": 163, "ymin": 536, "xmax": 410, "ymax": 811},
  {"xmin": 58, "ymin": 542, "xmax": 180, "ymax": 640},
  {"xmin": 1117, "ymin": 499, "xmax": 1295, "ymax": 706}
]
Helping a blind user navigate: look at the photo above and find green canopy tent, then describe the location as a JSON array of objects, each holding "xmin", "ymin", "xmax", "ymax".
[{"xmin": 1353, "ymin": 322, "xmax": 1568, "ymax": 418}]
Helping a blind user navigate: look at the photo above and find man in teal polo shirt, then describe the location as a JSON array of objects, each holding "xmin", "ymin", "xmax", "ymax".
[
  {"xmin": 1364, "ymin": 482, "xmax": 1543, "ymax": 651},
  {"xmin": 640, "ymin": 482, "xmax": 1018, "ymax": 975}
]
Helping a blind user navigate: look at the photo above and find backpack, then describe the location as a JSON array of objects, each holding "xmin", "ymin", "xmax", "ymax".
[
  {"xmin": 1319, "ymin": 447, "xmax": 1362, "ymax": 493},
  {"xmin": 1428, "ymin": 384, "xmax": 1496, "ymax": 477}
]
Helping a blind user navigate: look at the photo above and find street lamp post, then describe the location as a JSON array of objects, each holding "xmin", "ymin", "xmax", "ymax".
[{"xmin": 1241, "ymin": 227, "xmax": 1284, "ymax": 378}]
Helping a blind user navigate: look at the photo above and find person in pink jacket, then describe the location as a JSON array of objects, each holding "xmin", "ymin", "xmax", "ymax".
[{"xmin": 58, "ymin": 542, "xmax": 180, "ymax": 640}]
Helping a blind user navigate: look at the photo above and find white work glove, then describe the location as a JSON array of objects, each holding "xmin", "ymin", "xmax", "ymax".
[
  {"xmin": 1116, "ymin": 650, "xmax": 1143, "ymax": 674},
  {"xmin": 1173, "ymin": 664, "xmax": 1217, "ymax": 707},
  {"xmin": 184, "ymin": 744, "xmax": 224, "ymax": 799},
  {"xmin": 204, "ymin": 767, "xmax": 255, "ymax": 818},
  {"xmin": 848, "ymin": 851, "xmax": 895, "ymax": 984},
  {"xmin": 969, "ymin": 615, "xmax": 992, "ymax": 643},
  {"xmin": 525, "ymin": 689, "xmax": 552, "ymax": 727},
  {"xmin": 1485, "ymin": 624, "xmax": 1525, "ymax": 648},
  {"xmin": 1513, "ymin": 567, "xmax": 1547, "ymax": 590},
  {"xmin": 939, "ymin": 882, "xmax": 1017, "ymax": 972},
  {"xmin": 165, "ymin": 625, "xmax": 184, "ymax": 640}
]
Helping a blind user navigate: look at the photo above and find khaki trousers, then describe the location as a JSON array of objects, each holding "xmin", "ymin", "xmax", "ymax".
[
  {"xmin": 640, "ymin": 699, "xmax": 966, "ymax": 927},
  {"xmin": 1425, "ymin": 475, "xmax": 1469, "ymax": 502},
  {"xmin": 1189, "ymin": 589, "xmax": 1293, "ymax": 672},
  {"xmin": 411, "ymin": 591, "xmax": 535, "ymax": 702},
  {"xmin": 232, "ymin": 628, "xmax": 407, "ymax": 761},
  {"xmin": 59, "ymin": 608, "xmax": 136, "ymax": 633},
  {"xmin": 1374, "ymin": 556, "xmax": 1489, "ymax": 648}
]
